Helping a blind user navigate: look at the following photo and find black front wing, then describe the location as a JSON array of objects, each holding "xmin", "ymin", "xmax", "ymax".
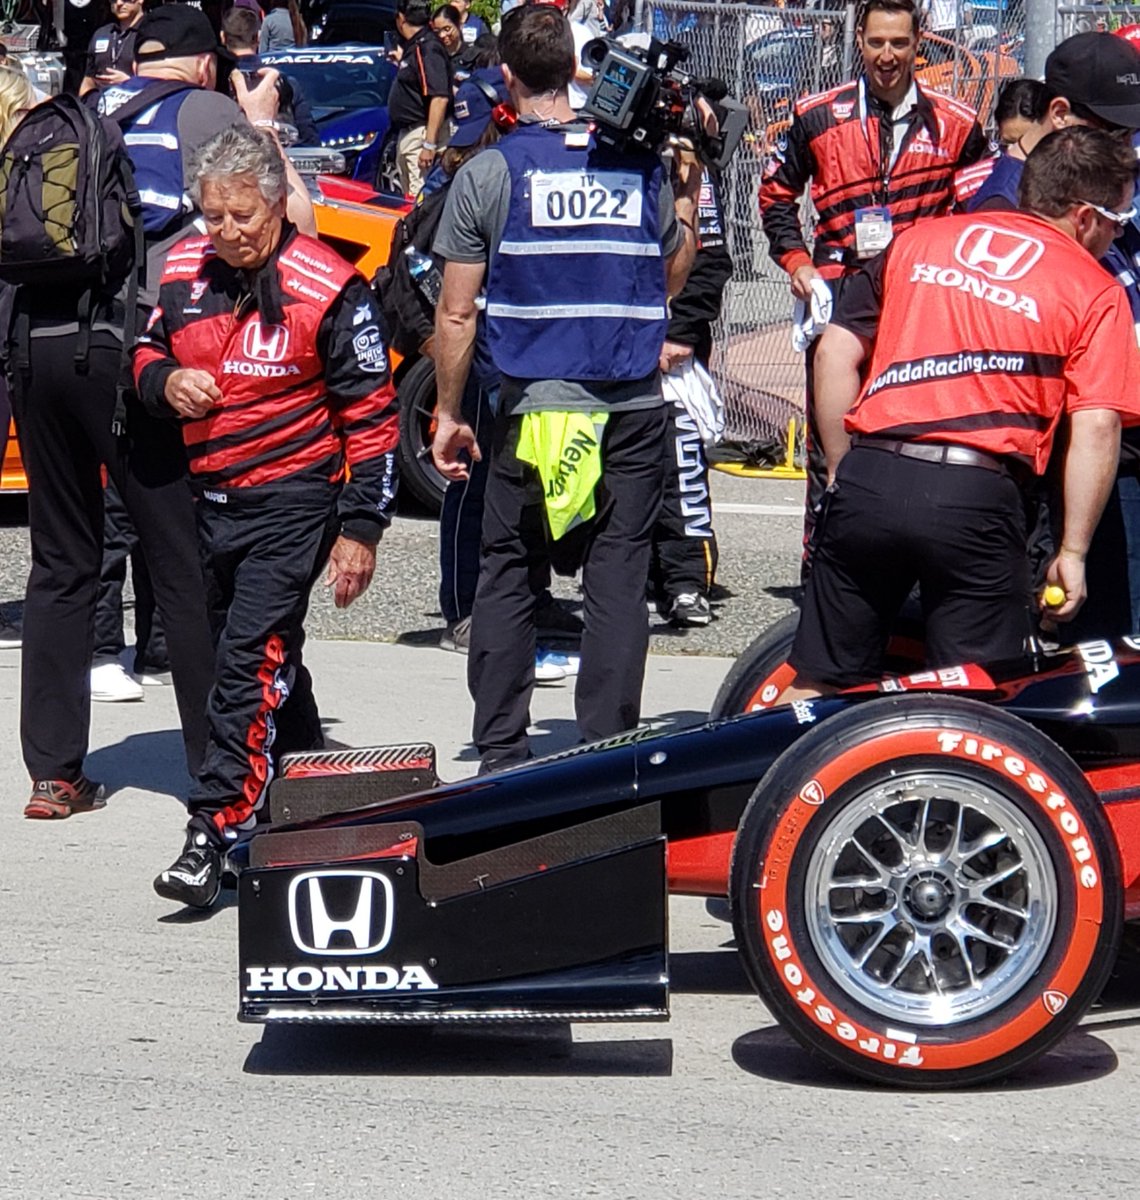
[{"xmin": 238, "ymin": 806, "xmax": 668, "ymax": 1024}]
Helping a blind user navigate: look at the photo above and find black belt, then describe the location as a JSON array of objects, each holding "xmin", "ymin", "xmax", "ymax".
[{"xmin": 853, "ymin": 436, "xmax": 1010, "ymax": 475}]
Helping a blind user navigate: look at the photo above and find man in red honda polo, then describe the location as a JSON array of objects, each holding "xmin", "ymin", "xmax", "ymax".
[
  {"xmin": 779, "ymin": 128, "xmax": 1140, "ymax": 698},
  {"xmin": 134, "ymin": 124, "xmax": 399, "ymax": 909}
]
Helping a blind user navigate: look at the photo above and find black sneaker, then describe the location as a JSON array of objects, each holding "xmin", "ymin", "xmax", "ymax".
[
  {"xmin": 154, "ymin": 831, "xmax": 222, "ymax": 909},
  {"xmin": 668, "ymin": 592, "xmax": 712, "ymax": 627}
]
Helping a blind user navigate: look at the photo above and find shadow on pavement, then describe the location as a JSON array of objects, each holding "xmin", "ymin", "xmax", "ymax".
[
  {"xmin": 670, "ymin": 950, "xmax": 753, "ymax": 996},
  {"xmin": 85, "ymin": 729, "xmax": 192, "ymax": 801},
  {"xmin": 731, "ymin": 1025, "xmax": 1117, "ymax": 1091},
  {"xmin": 244, "ymin": 1023, "xmax": 673, "ymax": 1077}
]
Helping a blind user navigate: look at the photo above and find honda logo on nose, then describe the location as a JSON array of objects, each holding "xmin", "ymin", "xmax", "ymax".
[
  {"xmin": 242, "ymin": 321, "xmax": 290, "ymax": 363},
  {"xmin": 953, "ymin": 224, "xmax": 1044, "ymax": 282},
  {"xmin": 287, "ymin": 870, "xmax": 395, "ymax": 955}
]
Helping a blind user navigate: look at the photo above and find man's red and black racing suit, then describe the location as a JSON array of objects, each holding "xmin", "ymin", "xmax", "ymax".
[
  {"xmin": 134, "ymin": 226, "xmax": 399, "ymax": 843},
  {"xmin": 759, "ymin": 78, "xmax": 987, "ymax": 571}
]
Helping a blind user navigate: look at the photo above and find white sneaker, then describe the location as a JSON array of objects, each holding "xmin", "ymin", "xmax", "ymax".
[
  {"xmin": 0, "ymin": 619, "xmax": 21, "ymax": 649},
  {"xmin": 137, "ymin": 671, "xmax": 171, "ymax": 687},
  {"xmin": 90, "ymin": 660, "xmax": 144, "ymax": 703},
  {"xmin": 534, "ymin": 655, "xmax": 566, "ymax": 684}
]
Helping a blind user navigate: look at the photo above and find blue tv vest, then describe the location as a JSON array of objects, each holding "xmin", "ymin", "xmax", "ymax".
[
  {"xmin": 98, "ymin": 77, "xmax": 195, "ymax": 234},
  {"xmin": 485, "ymin": 123, "xmax": 668, "ymax": 382}
]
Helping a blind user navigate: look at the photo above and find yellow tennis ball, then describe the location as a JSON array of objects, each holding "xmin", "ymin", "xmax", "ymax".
[{"xmin": 1043, "ymin": 585, "xmax": 1066, "ymax": 608}]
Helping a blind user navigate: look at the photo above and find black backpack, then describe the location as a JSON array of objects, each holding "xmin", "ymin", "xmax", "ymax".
[
  {"xmin": 0, "ymin": 91, "xmax": 142, "ymax": 292},
  {"xmin": 374, "ymin": 186, "xmax": 448, "ymax": 358}
]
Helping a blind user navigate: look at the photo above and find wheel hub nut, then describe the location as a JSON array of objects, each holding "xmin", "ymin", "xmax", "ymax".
[{"xmin": 905, "ymin": 875, "xmax": 953, "ymax": 921}]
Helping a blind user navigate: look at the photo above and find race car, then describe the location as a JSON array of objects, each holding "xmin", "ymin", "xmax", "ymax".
[
  {"xmin": 235, "ymin": 631, "xmax": 1140, "ymax": 1089},
  {"xmin": 261, "ymin": 45, "xmax": 397, "ymax": 185}
]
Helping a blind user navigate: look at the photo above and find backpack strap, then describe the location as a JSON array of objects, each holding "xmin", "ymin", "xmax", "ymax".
[{"xmin": 105, "ymin": 80, "xmax": 196, "ymax": 129}]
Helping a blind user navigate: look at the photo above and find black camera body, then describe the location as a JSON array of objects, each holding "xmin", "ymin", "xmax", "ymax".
[{"xmin": 580, "ymin": 36, "xmax": 747, "ymax": 171}]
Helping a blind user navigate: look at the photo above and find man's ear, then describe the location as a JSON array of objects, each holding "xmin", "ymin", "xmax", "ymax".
[{"xmin": 1048, "ymin": 95, "xmax": 1071, "ymax": 130}]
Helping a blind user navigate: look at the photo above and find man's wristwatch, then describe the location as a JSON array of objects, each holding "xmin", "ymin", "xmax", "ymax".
[{"xmin": 422, "ymin": 140, "xmax": 438, "ymax": 153}]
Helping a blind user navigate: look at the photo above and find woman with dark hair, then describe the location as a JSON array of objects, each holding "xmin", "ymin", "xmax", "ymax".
[
  {"xmin": 993, "ymin": 77, "xmax": 1054, "ymax": 149},
  {"xmin": 432, "ymin": 5, "xmax": 490, "ymax": 83},
  {"xmin": 259, "ymin": 0, "xmax": 307, "ymax": 51}
]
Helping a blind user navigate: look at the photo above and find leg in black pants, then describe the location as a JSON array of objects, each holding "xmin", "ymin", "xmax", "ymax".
[
  {"xmin": 11, "ymin": 330, "xmax": 213, "ymax": 784},
  {"xmin": 468, "ymin": 413, "xmax": 550, "ymax": 767},
  {"xmin": 469, "ymin": 405, "xmax": 667, "ymax": 766},
  {"xmin": 188, "ymin": 492, "xmax": 339, "ymax": 843},
  {"xmin": 576, "ymin": 405, "xmax": 667, "ymax": 742},
  {"xmin": 649, "ymin": 398, "xmax": 718, "ymax": 617}
]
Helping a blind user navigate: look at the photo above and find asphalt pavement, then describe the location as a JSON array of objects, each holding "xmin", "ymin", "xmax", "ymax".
[{"xmin": 2, "ymin": 474, "xmax": 1140, "ymax": 1199}]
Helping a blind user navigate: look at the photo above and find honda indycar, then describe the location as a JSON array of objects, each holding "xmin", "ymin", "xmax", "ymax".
[{"xmin": 236, "ymin": 632, "xmax": 1140, "ymax": 1088}]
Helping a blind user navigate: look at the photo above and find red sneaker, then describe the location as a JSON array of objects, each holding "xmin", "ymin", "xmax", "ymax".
[{"xmin": 24, "ymin": 777, "xmax": 106, "ymax": 820}]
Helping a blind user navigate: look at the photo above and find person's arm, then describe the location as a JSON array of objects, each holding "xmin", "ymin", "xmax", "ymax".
[
  {"xmin": 319, "ymin": 279, "xmax": 401, "ymax": 606},
  {"xmin": 1046, "ymin": 408, "xmax": 1122, "ymax": 620},
  {"xmin": 432, "ymin": 258, "xmax": 484, "ymax": 478},
  {"xmin": 231, "ymin": 70, "xmax": 317, "ymax": 235},
  {"xmin": 955, "ymin": 119, "xmax": 989, "ymax": 170},
  {"xmin": 419, "ymin": 93, "xmax": 450, "ymax": 176},
  {"xmin": 758, "ymin": 109, "xmax": 818, "ymax": 299},
  {"xmin": 133, "ymin": 293, "xmax": 220, "ymax": 419},
  {"xmin": 811, "ymin": 251, "xmax": 883, "ymax": 476},
  {"xmin": 663, "ymin": 150, "xmax": 703, "ymax": 298},
  {"xmin": 813, "ymin": 324, "xmax": 869, "ymax": 478}
]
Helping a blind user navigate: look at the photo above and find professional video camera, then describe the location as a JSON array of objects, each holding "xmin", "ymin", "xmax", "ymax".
[{"xmin": 580, "ymin": 36, "xmax": 748, "ymax": 172}]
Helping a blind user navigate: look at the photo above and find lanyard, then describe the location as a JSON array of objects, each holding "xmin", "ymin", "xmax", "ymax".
[{"xmin": 858, "ymin": 77, "xmax": 921, "ymax": 205}]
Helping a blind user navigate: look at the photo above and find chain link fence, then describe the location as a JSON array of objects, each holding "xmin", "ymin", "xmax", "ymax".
[
  {"xmin": 1056, "ymin": 3, "xmax": 1140, "ymax": 36},
  {"xmin": 644, "ymin": 0, "xmax": 1027, "ymax": 462}
]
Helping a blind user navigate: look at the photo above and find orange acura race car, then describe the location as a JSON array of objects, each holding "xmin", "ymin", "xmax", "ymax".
[{"xmin": 1, "ymin": 169, "xmax": 450, "ymax": 511}]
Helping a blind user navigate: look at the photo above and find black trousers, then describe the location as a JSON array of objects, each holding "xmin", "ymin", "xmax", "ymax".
[
  {"xmin": 469, "ymin": 405, "xmax": 667, "ymax": 767},
  {"xmin": 790, "ymin": 444, "xmax": 1034, "ymax": 688},
  {"xmin": 188, "ymin": 488, "xmax": 338, "ymax": 844},
  {"xmin": 93, "ymin": 476, "xmax": 169, "ymax": 672},
  {"xmin": 649, "ymin": 397, "xmax": 718, "ymax": 603},
  {"xmin": 10, "ymin": 330, "xmax": 214, "ymax": 782}
]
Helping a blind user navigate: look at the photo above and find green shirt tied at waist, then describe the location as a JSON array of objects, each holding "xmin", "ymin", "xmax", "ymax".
[{"xmin": 516, "ymin": 411, "xmax": 609, "ymax": 540}]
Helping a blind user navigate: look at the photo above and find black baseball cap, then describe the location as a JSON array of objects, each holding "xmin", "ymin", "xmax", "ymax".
[
  {"xmin": 135, "ymin": 4, "xmax": 233, "ymax": 62},
  {"xmin": 1045, "ymin": 32, "xmax": 1140, "ymax": 130}
]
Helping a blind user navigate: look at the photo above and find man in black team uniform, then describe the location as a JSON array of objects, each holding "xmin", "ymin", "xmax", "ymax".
[{"xmin": 81, "ymin": 0, "xmax": 144, "ymax": 94}]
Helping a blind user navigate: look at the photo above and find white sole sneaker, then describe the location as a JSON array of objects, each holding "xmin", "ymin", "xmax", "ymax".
[{"xmin": 90, "ymin": 661, "xmax": 144, "ymax": 703}]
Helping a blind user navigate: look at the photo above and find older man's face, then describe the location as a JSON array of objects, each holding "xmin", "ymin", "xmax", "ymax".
[{"xmin": 199, "ymin": 173, "xmax": 285, "ymax": 270}]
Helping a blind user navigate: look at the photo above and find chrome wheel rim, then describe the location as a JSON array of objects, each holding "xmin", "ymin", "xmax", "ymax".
[{"xmin": 804, "ymin": 772, "xmax": 1057, "ymax": 1026}]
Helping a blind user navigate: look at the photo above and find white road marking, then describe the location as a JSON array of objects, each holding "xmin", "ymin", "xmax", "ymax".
[{"xmin": 715, "ymin": 503, "xmax": 802, "ymax": 516}]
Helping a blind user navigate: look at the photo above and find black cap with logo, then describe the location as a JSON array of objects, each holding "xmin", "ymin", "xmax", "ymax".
[
  {"xmin": 1045, "ymin": 32, "xmax": 1140, "ymax": 130},
  {"xmin": 135, "ymin": 4, "xmax": 233, "ymax": 62}
]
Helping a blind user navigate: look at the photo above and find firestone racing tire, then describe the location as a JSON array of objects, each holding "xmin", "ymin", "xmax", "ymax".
[
  {"xmin": 730, "ymin": 694, "xmax": 1121, "ymax": 1088},
  {"xmin": 396, "ymin": 355, "xmax": 447, "ymax": 515},
  {"xmin": 708, "ymin": 611, "xmax": 926, "ymax": 720}
]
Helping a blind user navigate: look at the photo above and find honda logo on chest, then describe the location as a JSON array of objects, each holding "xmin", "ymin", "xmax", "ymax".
[
  {"xmin": 954, "ymin": 224, "xmax": 1044, "ymax": 282},
  {"xmin": 242, "ymin": 321, "xmax": 290, "ymax": 363},
  {"xmin": 287, "ymin": 870, "xmax": 395, "ymax": 955}
]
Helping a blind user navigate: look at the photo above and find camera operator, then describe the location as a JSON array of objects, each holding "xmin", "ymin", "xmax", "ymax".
[
  {"xmin": 431, "ymin": 2, "xmax": 701, "ymax": 771},
  {"xmin": 222, "ymin": 6, "xmax": 320, "ymax": 146}
]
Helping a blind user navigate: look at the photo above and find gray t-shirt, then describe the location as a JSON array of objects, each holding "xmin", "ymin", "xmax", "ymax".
[{"xmin": 433, "ymin": 126, "xmax": 683, "ymax": 414}]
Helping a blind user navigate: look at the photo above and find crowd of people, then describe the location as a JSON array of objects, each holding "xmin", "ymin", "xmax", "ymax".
[{"xmin": 0, "ymin": 0, "xmax": 1138, "ymax": 915}]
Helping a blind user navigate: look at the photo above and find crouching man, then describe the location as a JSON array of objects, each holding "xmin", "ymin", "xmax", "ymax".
[{"xmin": 134, "ymin": 125, "xmax": 399, "ymax": 908}]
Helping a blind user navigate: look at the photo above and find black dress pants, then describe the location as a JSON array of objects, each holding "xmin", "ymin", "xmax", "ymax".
[
  {"xmin": 469, "ymin": 405, "xmax": 667, "ymax": 767},
  {"xmin": 10, "ymin": 330, "xmax": 213, "ymax": 782}
]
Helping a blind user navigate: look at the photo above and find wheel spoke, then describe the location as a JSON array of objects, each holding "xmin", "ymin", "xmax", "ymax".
[
  {"xmin": 803, "ymin": 770, "xmax": 1058, "ymax": 1027},
  {"xmin": 853, "ymin": 913, "xmax": 901, "ymax": 968}
]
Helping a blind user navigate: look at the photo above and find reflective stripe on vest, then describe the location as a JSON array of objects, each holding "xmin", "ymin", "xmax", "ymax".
[
  {"xmin": 99, "ymin": 77, "xmax": 194, "ymax": 234},
  {"xmin": 485, "ymin": 124, "xmax": 667, "ymax": 382}
]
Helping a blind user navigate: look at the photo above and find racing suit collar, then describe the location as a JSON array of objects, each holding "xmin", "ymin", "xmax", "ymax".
[{"xmin": 237, "ymin": 220, "xmax": 295, "ymax": 326}]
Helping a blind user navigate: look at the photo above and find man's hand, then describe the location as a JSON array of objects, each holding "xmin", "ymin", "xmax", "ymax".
[
  {"xmin": 418, "ymin": 146, "xmax": 437, "ymax": 178},
  {"xmin": 325, "ymin": 535, "xmax": 376, "ymax": 609},
  {"xmin": 432, "ymin": 414, "xmax": 479, "ymax": 481},
  {"xmin": 791, "ymin": 263, "xmax": 820, "ymax": 301},
  {"xmin": 232, "ymin": 68, "xmax": 281, "ymax": 124},
  {"xmin": 1042, "ymin": 549, "xmax": 1087, "ymax": 623},
  {"xmin": 97, "ymin": 68, "xmax": 130, "ymax": 85},
  {"xmin": 659, "ymin": 340, "xmax": 693, "ymax": 374},
  {"xmin": 164, "ymin": 369, "xmax": 221, "ymax": 418}
]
